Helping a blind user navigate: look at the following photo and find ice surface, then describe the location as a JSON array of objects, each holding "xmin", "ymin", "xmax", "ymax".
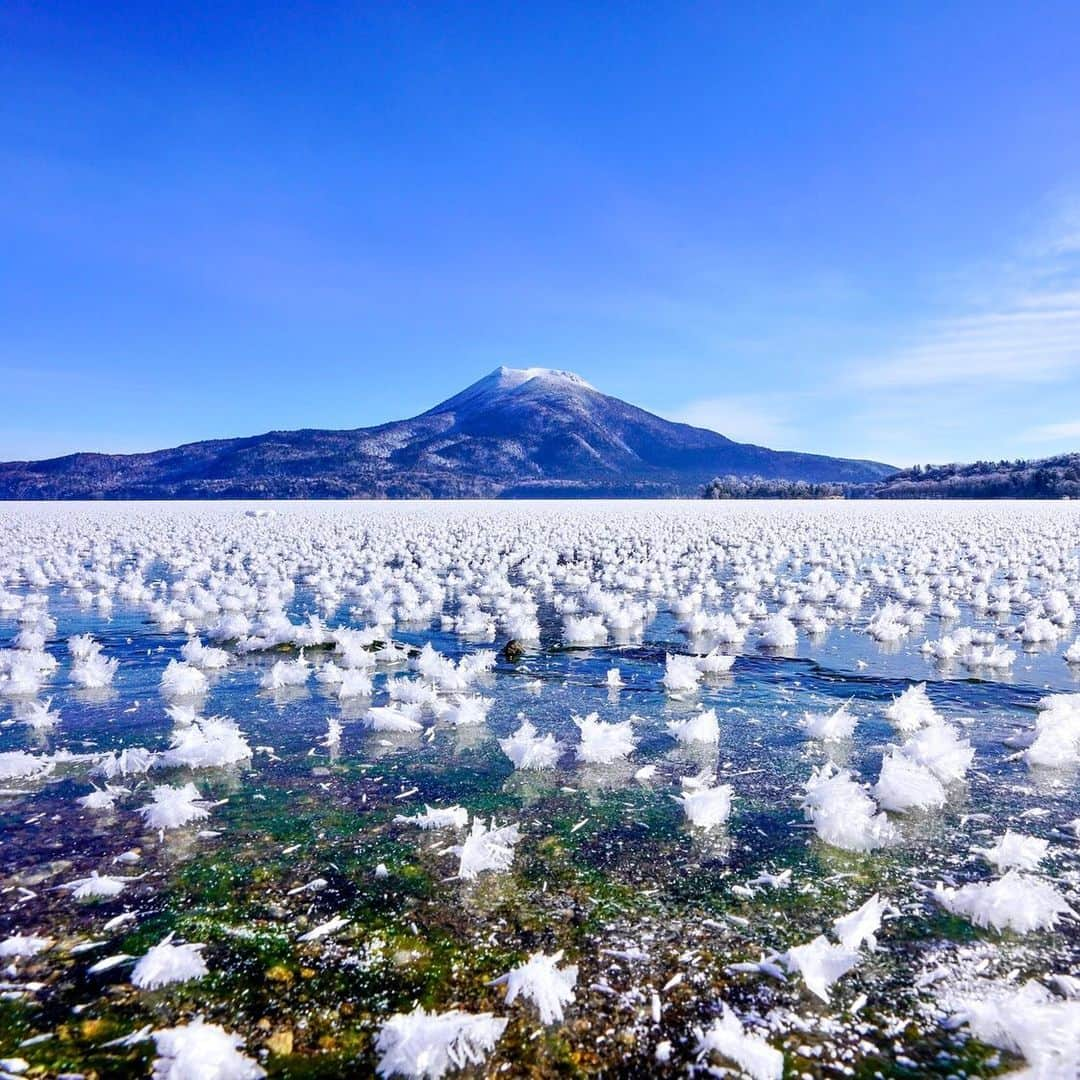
[{"xmin": 1, "ymin": 500, "xmax": 1079, "ymax": 1077}]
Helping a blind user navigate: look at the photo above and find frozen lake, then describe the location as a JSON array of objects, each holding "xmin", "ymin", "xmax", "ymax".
[{"xmin": 0, "ymin": 501, "xmax": 1077, "ymax": 1078}]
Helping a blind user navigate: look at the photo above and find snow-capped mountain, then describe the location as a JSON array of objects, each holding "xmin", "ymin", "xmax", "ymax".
[{"xmin": 0, "ymin": 367, "xmax": 894, "ymax": 498}]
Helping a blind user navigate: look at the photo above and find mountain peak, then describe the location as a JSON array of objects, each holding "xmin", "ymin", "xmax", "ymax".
[
  {"xmin": 492, "ymin": 366, "xmax": 595, "ymax": 390},
  {"xmin": 0, "ymin": 367, "xmax": 896, "ymax": 499},
  {"xmin": 423, "ymin": 366, "xmax": 596, "ymax": 417}
]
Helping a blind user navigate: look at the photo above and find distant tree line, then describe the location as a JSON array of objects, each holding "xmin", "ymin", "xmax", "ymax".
[
  {"xmin": 702, "ymin": 475, "xmax": 847, "ymax": 499},
  {"xmin": 863, "ymin": 455, "xmax": 1080, "ymax": 499},
  {"xmin": 702, "ymin": 454, "xmax": 1080, "ymax": 500}
]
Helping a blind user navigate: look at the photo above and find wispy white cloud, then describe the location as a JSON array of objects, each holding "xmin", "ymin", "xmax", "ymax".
[
  {"xmin": 1022, "ymin": 419, "xmax": 1080, "ymax": 442},
  {"xmin": 855, "ymin": 291, "xmax": 1080, "ymax": 389},
  {"xmin": 666, "ymin": 394, "xmax": 800, "ymax": 447},
  {"xmin": 855, "ymin": 197, "xmax": 1080, "ymax": 390},
  {"xmin": 665, "ymin": 199, "xmax": 1080, "ymax": 464},
  {"xmin": 1041, "ymin": 195, "xmax": 1080, "ymax": 256}
]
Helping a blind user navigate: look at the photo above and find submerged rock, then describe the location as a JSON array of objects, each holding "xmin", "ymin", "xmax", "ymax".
[{"xmin": 501, "ymin": 639, "xmax": 525, "ymax": 662}]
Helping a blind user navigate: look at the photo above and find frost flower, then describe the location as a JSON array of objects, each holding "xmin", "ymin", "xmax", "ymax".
[
  {"xmin": 132, "ymin": 933, "xmax": 208, "ymax": 990},
  {"xmin": 375, "ymin": 1007, "xmax": 507, "ymax": 1079},
  {"xmin": 494, "ymin": 951, "xmax": 577, "ymax": 1024}
]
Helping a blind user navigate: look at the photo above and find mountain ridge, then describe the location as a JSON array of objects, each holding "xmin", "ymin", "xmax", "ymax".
[{"xmin": 0, "ymin": 368, "xmax": 895, "ymax": 499}]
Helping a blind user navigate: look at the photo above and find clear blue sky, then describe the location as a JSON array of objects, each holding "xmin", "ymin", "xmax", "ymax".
[{"xmin": 4, "ymin": 2, "xmax": 1080, "ymax": 466}]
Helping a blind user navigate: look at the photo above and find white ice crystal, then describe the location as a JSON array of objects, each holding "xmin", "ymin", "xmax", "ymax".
[
  {"xmin": 697, "ymin": 648, "xmax": 736, "ymax": 674},
  {"xmin": 180, "ymin": 638, "xmax": 230, "ymax": 670},
  {"xmin": 494, "ymin": 950, "xmax": 578, "ymax": 1024},
  {"xmin": 363, "ymin": 706, "xmax": 424, "ymax": 733},
  {"xmin": 662, "ymin": 653, "xmax": 701, "ymax": 692},
  {"xmin": 949, "ymin": 979, "xmax": 1080, "ymax": 1078},
  {"xmin": 440, "ymin": 694, "xmax": 491, "ymax": 726},
  {"xmin": 337, "ymin": 668, "xmax": 374, "ymax": 699},
  {"xmin": 0, "ymin": 750, "xmax": 53, "ymax": 781},
  {"xmin": 498, "ymin": 719, "xmax": 563, "ymax": 770},
  {"xmin": 132, "ymin": 934, "xmax": 208, "ymax": 989},
  {"xmin": 67, "ymin": 633, "xmax": 98, "ymax": 661},
  {"xmin": 800, "ymin": 701, "xmax": 857, "ymax": 741},
  {"xmin": 833, "ymin": 893, "xmax": 889, "ymax": 951},
  {"xmin": 873, "ymin": 750, "xmax": 946, "ymax": 812},
  {"xmin": 801, "ymin": 763, "xmax": 897, "ymax": 852},
  {"xmin": 151, "ymin": 1019, "xmax": 266, "ymax": 1080},
  {"xmin": 388, "ymin": 677, "xmax": 440, "ymax": 709},
  {"xmin": 394, "ymin": 805, "xmax": 469, "ymax": 830},
  {"xmin": 415, "ymin": 644, "xmax": 470, "ymax": 692},
  {"xmin": 573, "ymin": 712, "xmax": 637, "ymax": 764},
  {"xmin": 899, "ymin": 721, "xmax": 974, "ymax": 784},
  {"xmin": 17, "ymin": 697, "xmax": 60, "ymax": 730},
  {"xmin": 157, "ymin": 717, "xmax": 252, "ymax": 769},
  {"xmin": 562, "ymin": 614, "xmax": 608, "ymax": 647},
  {"xmin": 260, "ymin": 654, "xmax": 309, "ymax": 690},
  {"xmin": 317, "ymin": 661, "xmax": 345, "ymax": 686},
  {"xmin": 298, "ymin": 915, "xmax": 350, "ymax": 942},
  {"xmin": 138, "ymin": 783, "xmax": 212, "ymax": 830},
  {"xmin": 375, "ymin": 1007, "xmax": 507, "ymax": 1079},
  {"xmin": 160, "ymin": 660, "xmax": 208, "ymax": 699},
  {"xmin": 71, "ymin": 644, "xmax": 119, "ymax": 689},
  {"xmin": 758, "ymin": 614, "xmax": 797, "ymax": 649},
  {"xmin": 0, "ymin": 651, "xmax": 45, "ymax": 696},
  {"xmin": 667, "ymin": 707, "xmax": 719, "ymax": 745},
  {"xmin": 450, "ymin": 818, "xmax": 521, "ymax": 880},
  {"xmin": 62, "ymin": 871, "xmax": 137, "ymax": 900},
  {"xmin": 678, "ymin": 781, "xmax": 734, "ymax": 830},
  {"xmin": 96, "ymin": 746, "xmax": 156, "ymax": 778},
  {"xmin": 959, "ymin": 643, "xmax": 1015, "ymax": 671},
  {"xmin": 0, "ymin": 934, "xmax": 51, "ymax": 958},
  {"xmin": 695, "ymin": 1004, "xmax": 783, "ymax": 1080},
  {"xmin": 933, "ymin": 870, "xmax": 1075, "ymax": 933},
  {"xmin": 867, "ymin": 602, "xmax": 913, "ymax": 643},
  {"xmin": 1024, "ymin": 693, "xmax": 1080, "ymax": 767},
  {"xmin": 78, "ymin": 784, "xmax": 128, "ymax": 811},
  {"xmin": 166, "ymin": 703, "xmax": 199, "ymax": 727},
  {"xmin": 884, "ymin": 682, "xmax": 941, "ymax": 732},
  {"xmin": 973, "ymin": 830, "xmax": 1049, "ymax": 872},
  {"xmin": 781, "ymin": 935, "xmax": 861, "ymax": 1002}
]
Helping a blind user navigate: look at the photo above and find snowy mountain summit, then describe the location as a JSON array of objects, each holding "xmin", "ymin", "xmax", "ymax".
[
  {"xmin": 0, "ymin": 367, "xmax": 893, "ymax": 498},
  {"xmin": 424, "ymin": 367, "xmax": 597, "ymax": 419}
]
